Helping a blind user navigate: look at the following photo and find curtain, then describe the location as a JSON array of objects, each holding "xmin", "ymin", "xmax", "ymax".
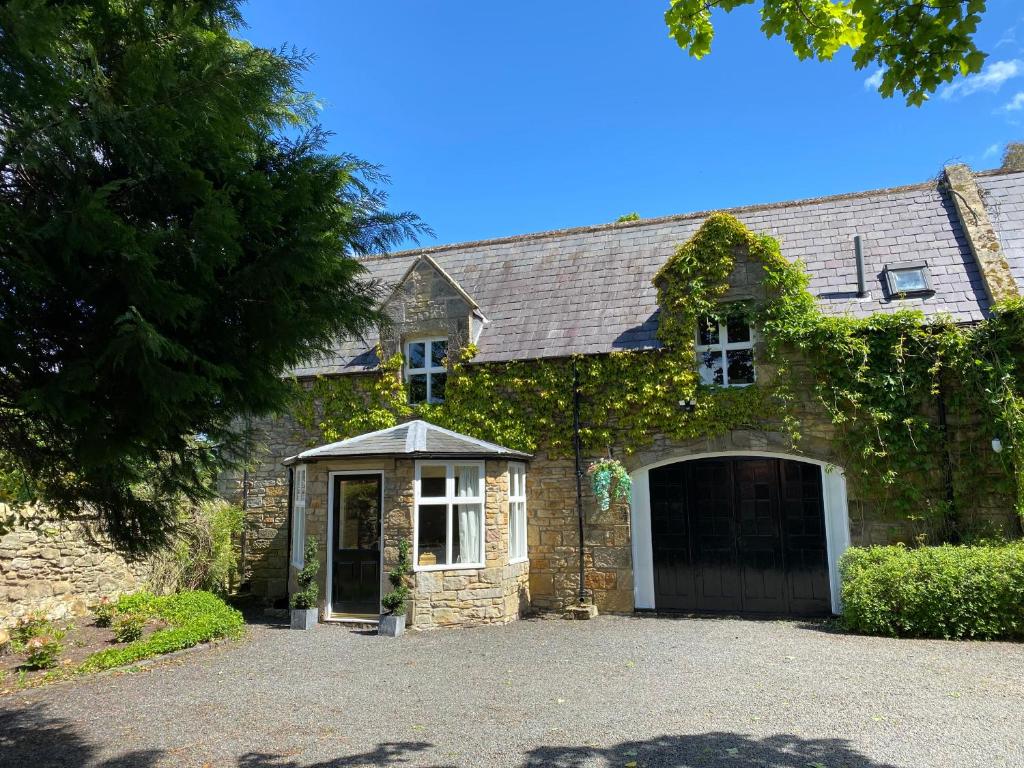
[{"xmin": 455, "ymin": 465, "xmax": 480, "ymax": 563}]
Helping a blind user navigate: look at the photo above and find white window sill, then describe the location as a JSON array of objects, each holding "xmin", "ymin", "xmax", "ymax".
[
  {"xmin": 290, "ymin": 560, "xmax": 304, "ymax": 569},
  {"xmin": 509, "ymin": 556, "xmax": 529, "ymax": 565},
  {"xmin": 413, "ymin": 562, "xmax": 484, "ymax": 573}
]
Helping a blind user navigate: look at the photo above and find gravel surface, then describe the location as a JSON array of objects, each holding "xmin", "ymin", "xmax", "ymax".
[{"xmin": 1, "ymin": 614, "xmax": 1022, "ymax": 768}]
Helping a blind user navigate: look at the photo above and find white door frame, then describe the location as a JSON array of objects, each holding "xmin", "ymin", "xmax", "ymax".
[
  {"xmin": 325, "ymin": 470, "xmax": 385, "ymax": 617},
  {"xmin": 629, "ymin": 451, "xmax": 851, "ymax": 614}
]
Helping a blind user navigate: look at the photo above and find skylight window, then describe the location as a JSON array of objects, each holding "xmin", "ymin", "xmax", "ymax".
[{"xmin": 884, "ymin": 263, "xmax": 932, "ymax": 298}]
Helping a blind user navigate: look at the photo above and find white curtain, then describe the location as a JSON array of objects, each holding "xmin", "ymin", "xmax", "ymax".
[
  {"xmin": 455, "ymin": 465, "xmax": 481, "ymax": 563},
  {"xmin": 457, "ymin": 505, "xmax": 481, "ymax": 564}
]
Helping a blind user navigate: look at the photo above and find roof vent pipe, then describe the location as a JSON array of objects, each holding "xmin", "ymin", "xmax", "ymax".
[{"xmin": 854, "ymin": 235, "xmax": 867, "ymax": 298}]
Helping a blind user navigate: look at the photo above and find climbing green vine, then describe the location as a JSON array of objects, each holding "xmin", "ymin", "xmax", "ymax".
[{"xmin": 291, "ymin": 213, "xmax": 1024, "ymax": 541}]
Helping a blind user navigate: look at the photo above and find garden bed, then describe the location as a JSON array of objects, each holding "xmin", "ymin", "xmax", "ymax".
[{"xmin": 0, "ymin": 590, "xmax": 244, "ymax": 693}]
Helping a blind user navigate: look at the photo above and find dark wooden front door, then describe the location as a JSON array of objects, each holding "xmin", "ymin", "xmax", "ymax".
[
  {"xmin": 650, "ymin": 457, "xmax": 831, "ymax": 616},
  {"xmin": 332, "ymin": 474, "xmax": 381, "ymax": 615}
]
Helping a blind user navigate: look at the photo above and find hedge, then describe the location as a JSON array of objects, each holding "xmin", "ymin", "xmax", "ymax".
[
  {"xmin": 78, "ymin": 590, "xmax": 244, "ymax": 673},
  {"xmin": 839, "ymin": 543, "xmax": 1024, "ymax": 640}
]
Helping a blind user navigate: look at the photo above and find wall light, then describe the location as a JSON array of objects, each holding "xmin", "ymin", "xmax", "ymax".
[{"xmin": 992, "ymin": 437, "xmax": 1003, "ymax": 454}]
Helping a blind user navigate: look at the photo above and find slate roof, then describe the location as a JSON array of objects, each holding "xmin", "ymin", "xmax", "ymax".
[
  {"xmin": 283, "ymin": 420, "xmax": 531, "ymax": 464},
  {"xmin": 294, "ymin": 170, "xmax": 1023, "ymax": 377}
]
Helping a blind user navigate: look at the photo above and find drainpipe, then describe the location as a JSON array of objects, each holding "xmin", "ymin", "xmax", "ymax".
[
  {"xmin": 935, "ymin": 380, "xmax": 959, "ymax": 542},
  {"xmin": 572, "ymin": 358, "xmax": 587, "ymax": 605}
]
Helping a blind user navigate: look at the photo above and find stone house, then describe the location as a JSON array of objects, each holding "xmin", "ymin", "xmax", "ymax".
[{"xmin": 222, "ymin": 158, "xmax": 1024, "ymax": 630}]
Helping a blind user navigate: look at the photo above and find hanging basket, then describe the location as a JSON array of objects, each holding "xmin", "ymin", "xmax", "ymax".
[{"xmin": 587, "ymin": 459, "xmax": 632, "ymax": 512}]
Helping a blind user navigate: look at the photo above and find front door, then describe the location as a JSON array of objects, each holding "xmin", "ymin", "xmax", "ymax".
[
  {"xmin": 649, "ymin": 457, "xmax": 831, "ymax": 616},
  {"xmin": 331, "ymin": 474, "xmax": 381, "ymax": 615}
]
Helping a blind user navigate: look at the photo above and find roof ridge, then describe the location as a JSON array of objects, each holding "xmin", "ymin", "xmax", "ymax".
[{"xmin": 359, "ymin": 175, "xmax": 966, "ymax": 263}]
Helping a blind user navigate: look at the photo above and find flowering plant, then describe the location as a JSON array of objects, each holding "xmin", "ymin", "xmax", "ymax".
[{"xmin": 587, "ymin": 459, "xmax": 632, "ymax": 511}]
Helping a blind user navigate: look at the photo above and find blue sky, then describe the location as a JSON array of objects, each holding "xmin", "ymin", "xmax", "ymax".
[{"xmin": 241, "ymin": 1, "xmax": 1024, "ymax": 247}]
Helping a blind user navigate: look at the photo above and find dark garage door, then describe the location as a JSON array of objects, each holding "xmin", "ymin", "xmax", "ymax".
[{"xmin": 650, "ymin": 457, "xmax": 831, "ymax": 616}]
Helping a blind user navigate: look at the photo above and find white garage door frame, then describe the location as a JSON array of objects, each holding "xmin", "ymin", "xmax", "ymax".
[{"xmin": 630, "ymin": 451, "xmax": 851, "ymax": 615}]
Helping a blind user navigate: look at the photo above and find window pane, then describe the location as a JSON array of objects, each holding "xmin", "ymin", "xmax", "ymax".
[
  {"xmin": 409, "ymin": 374, "xmax": 427, "ymax": 404},
  {"xmin": 453, "ymin": 503, "xmax": 482, "ymax": 564},
  {"xmin": 697, "ymin": 316, "xmax": 719, "ymax": 346},
  {"xmin": 726, "ymin": 316, "xmax": 750, "ymax": 344},
  {"xmin": 699, "ymin": 350, "xmax": 724, "ymax": 385},
  {"xmin": 510, "ymin": 500, "xmax": 526, "ymax": 560},
  {"xmin": 727, "ymin": 349, "xmax": 755, "ymax": 384},
  {"xmin": 454, "ymin": 464, "xmax": 480, "ymax": 498},
  {"xmin": 431, "ymin": 339, "xmax": 448, "ymax": 367},
  {"xmin": 430, "ymin": 372, "xmax": 447, "ymax": 402},
  {"xmin": 420, "ymin": 464, "xmax": 447, "ymax": 498},
  {"xmin": 892, "ymin": 268, "xmax": 927, "ymax": 293},
  {"xmin": 417, "ymin": 504, "xmax": 448, "ymax": 566},
  {"xmin": 408, "ymin": 341, "xmax": 426, "ymax": 369}
]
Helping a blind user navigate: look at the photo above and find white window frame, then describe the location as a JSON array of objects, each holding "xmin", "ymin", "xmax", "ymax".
[
  {"xmin": 405, "ymin": 337, "xmax": 448, "ymax": 404},
  {"xmin": 508, "ymin": 462, "xmax": 528, "ymax": 564},
  {"xmin": 290, "ymin": 465, "xmax": 307, "ymax": 568},
  {"xmin": 413, "ymin": 460, "xmax": 485, "ymax": 571},
  {"xmin": 694, "ymin": 315, "xmax": 755, "ymax": 388}
]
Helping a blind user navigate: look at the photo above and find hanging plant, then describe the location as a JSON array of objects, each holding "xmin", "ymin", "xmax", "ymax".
[{"xmin": 587, "ymin": 458, "xmax": 632, "ymax": 511}]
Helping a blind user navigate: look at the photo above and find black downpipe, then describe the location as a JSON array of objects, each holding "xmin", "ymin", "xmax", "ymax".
[
  {"xmin": 936, "ymin": 382, "xmax": 959, "ymax": 542},
  {"xmin": 572, "ymin": 358, "xmax": 587, "ymax": 605}
]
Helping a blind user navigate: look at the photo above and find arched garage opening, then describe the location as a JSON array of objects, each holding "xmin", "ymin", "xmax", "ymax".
[{"xmin": 630, "ymin": 453, "xmax": 851, "ymax": 616}]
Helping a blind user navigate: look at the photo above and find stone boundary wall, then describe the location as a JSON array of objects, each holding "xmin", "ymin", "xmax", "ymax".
[{"xmin": 0, "ymin": 509, "xmax": 151, "ymax": 627}]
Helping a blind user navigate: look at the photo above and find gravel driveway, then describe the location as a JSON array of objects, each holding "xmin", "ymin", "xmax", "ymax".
[{"xmin": 1, "ymin": 614, "xmax": 1022, "ymax": 768}]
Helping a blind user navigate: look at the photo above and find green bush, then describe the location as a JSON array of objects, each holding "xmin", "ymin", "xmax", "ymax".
[
  {"xmin": 840, "ymin": 543, "xmax": 1024, "ymax": 640},
  {"xmin": 113, "ymin": 613, "xmax": 146, "ymax": 643},
  {"xmin": 78, "ymin": 590, "xmax": 244, "ymax": 673},
  {"xmin": 23, "ymin": 634, "xmax": 64, "ymax": 670},
  {"xmin": 290, "ymin": 537, "xmax": 320, "ymax": 610},
  {"xmin": 381, "ymin": 538, "xmax": 411, "ymax": 616},
  {"xmin": 149, "ymin": 499, "xmax": 242, "ymax": 595},
  {"xmin": 92, "ymin": 597, "xmax": 116, "ymax": 628},
  {"xmin": 11, "ymin": 612, "xmax": 56, "ymax": 649}
]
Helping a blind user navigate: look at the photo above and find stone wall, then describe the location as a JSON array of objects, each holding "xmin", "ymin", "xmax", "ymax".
[{"xmin": 0, "ymin": 509, "xmax": 151, "ymax": 627}]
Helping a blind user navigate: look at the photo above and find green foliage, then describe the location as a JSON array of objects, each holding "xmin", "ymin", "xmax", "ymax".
[
  {"xmin": 11, "ymin": 612, "xmax": 60, "ymax": 651},
  {"xmin": 92, "ymin": 597, "xmax": 116, "ymax": 629},
  {"xmin": 0, "ymin": 0, "xmax": 429, "ymax": 552},
  {"xmin": 664, "ymin": 0, "xmax": 988, "ymax": 105},
  {"xmin": 150, "ymin": 499, "xmax": 243, "ymax": 595},
  {"xmin": 290, "ymin": 537, "xmax": 320, "ymax": 610},
  {"xmin": 587, "ymin": 459, "xmax": 632, "ymax": 511},
  {"xmin": 23, "ymin": 635, "xmax": 64, "ymax": 670},
  {"xmin": 113, "ymin": 613, "xmax": 146, "ymax": 644},
  {"xmin": 78, "ymin": 590, "xmax": 244, "ymax": 673},
  {"xmin": 381, "ymin": 538, "xmax": 412, "ymax": 616},
  {"xmin": 840, "ymin": 543, "xmax": 1024, "ymax": 639},
  {"xmin": 616, "ymin": 212, "xmax": 641, "ymax": 222}
]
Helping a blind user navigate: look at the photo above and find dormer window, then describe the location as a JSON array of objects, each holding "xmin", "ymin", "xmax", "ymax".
[
  {"xmin": 406, "ymin": 338, "xmax": 448, "ymax": 404},
  {"xmin": 884, "ymin": 263, "xmax": 932, "ymax": 298},
  {"xmin": 695, "ymin": 315, "xmax": 755, "ymax": 387}
]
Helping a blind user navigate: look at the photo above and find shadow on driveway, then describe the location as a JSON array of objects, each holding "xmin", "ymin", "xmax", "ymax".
[{"xmin": 0, "ymin": 701, "xmax": 899, "ymax": 768}]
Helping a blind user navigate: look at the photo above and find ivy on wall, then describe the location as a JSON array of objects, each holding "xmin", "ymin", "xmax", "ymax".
[{"xmin": 291, "ymin": 213, "xmax": 1024, "ymax": 540}]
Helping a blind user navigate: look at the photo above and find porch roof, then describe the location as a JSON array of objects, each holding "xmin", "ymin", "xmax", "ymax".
[{"xmin": 282, "ymin": 420, "xmax": 532, "ymax": 464}]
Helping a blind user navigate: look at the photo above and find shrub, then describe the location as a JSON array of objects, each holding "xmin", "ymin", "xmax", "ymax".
[
  {"xmin": 23, "ymin": 634, "xmax": 64, "ymax": 670},
  {"xmin": 11, "ymin": 612, "xmax": 54, "ymax": 648},
  {"xmin": 290, "ymin": 537, "xmax": 320, "ymax": 610},
  {"xmin": 113, "ymin": 613, "xmax": 146, "ymax": 643},
  {"xmin": 149, "ymin": 499, "xmax": 242, "ymax": 595},
  {"xmin": 92, "ymin": 597, "xmax": 116, "ymax": 628},
  {"xmin": 840, "ymin": 543, "xmax": 1024, "ymax": 640},
  {"xmin": 78, "ymin": 590, "xmax": 244, "ymax": 673},
  {"xmin": 381, "ymin": 538, "xmax": 411, "ymax": 616}
]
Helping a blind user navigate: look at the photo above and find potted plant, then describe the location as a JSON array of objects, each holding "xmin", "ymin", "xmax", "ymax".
[
  {"xmin": 379, "ymin": 538, "xmax": 411, "ymax": 637},
  {"xmin": 587, "ymin": 458, "xmax": 632, "ymax": 511},
  {"xmin": 290, "ymin": 536, "xmax": 320, "ymax": 630}
]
